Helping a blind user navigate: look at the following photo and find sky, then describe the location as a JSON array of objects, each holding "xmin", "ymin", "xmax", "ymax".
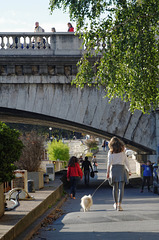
[{"xmin": 0, "ymin": 0, "xmax": 74, "ymax": 32}]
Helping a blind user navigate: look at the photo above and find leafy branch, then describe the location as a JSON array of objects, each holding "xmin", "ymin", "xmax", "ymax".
[{"xmin": 50, "ymin": 0, "xmax": 159, "ymax": 113}]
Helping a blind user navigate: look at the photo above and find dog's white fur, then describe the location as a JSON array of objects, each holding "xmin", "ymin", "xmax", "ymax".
[{"xmin": 80, "ymin": 194, "xmax": 93, "ymax": 212}]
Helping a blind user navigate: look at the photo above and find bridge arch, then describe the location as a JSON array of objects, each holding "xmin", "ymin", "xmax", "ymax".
[{"xmin": 0, "ymin": 32, "xmax": 157, "ymax": 156}]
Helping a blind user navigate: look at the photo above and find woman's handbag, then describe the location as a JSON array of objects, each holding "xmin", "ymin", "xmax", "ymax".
[{"xmin": 90, "ymin": 170, "xmax": 95, "ymax": 178}]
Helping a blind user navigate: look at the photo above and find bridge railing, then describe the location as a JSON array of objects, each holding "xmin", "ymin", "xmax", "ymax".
[{"xmin": 0, "ymin": 32, "xmax": 84, "ymax": 56}]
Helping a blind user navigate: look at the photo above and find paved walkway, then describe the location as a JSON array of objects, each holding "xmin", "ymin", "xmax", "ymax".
[
  {"xmin": 1, "ymin": 147, "xmax": 159, "ymax": 240},
  {"xmin": 0, "ymin": 178, "xmax": 63, "ymax": 240},
  {"xmin": 32, "ymin": 148, "xmax": 159, "ymax": 240}
]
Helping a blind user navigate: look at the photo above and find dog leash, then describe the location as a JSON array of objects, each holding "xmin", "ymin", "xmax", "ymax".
[{"xmin": 91, "ymin": 179, "xmax": 107, "ymax": 198}]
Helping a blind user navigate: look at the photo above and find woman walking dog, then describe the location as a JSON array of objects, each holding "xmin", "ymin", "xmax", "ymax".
[{"xmin": 107, "ymin": 137, "xmax": 131, "ymax": 211}]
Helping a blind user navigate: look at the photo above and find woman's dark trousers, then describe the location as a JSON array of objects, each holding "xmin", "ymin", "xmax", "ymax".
[{"xmin": 70, "ymin": 176, "xmax": 77, "ymax": 197}]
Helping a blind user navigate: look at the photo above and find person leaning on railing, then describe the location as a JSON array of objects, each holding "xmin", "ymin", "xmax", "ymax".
[{"xmin": 33, "ymin": 21, "xmax": 45, "ymax": 48}]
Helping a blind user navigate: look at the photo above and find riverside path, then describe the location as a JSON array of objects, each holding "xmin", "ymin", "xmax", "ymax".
[{"xmin": 32, "ymin": 148, "xmax": 159, "ymax": 240}]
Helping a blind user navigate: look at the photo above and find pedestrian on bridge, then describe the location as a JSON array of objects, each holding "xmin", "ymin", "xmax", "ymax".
[
  {"xmin": 107, "ymin": 137, "xmax": 131, "ymax": 211},
  {"xmin": 67, "ymin": 22, "xmax": 74, "ymax": 32},
  {"xmin": 34, "ymin": 21, "xmax": 45, "ymax": 47},
  {"xmin": 67, "ymin": 156, "xmax": 83, "ymax": 199},
  {"xmin": 51, "ymin": 27, "xmax": 56, "ymax": 32}
]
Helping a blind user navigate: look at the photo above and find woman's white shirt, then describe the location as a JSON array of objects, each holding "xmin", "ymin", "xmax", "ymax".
[{"xmin": 107, "ymin": 151, "xmax": 130, "ymax": 171}]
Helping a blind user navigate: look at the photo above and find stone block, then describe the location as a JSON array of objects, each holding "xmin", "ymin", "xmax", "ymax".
[
  {"xmin": 7, "ymin": 65, "xmax": 15, "ymax": 75},
  {"xmin": 72, "ymin": 65, "xmax": 78, "ymax": 75},
  {"xmin": 31, "ymin": 65, "xmax": 39, "ymax": 75},
  {"xmin": 0, "ymin": 65, "xmax": 7, "ymax": 76},
  {"xmin": 27, "ymin": 172, "xmax": 44, "ymax": 190},
  {"xmin": 39, "ymin": 65, "xmax": 48, "ymax": 75},
  {"xmin": 56, "ymin": 66, "xmax": 64, "ymax": 75},
  {"xmin": 23, "ymin": 65, "xmax": 32, "ymax": 75},
  {"xmin": 15, "ymin": 65, "xmax": 23, "ymax": 75},
  {"xmin": 48, "ymin": 65, "xmax": 55, "ymax": 75}
]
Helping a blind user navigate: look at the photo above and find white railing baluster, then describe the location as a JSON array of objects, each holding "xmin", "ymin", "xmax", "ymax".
[
  {"xmin": 17, "ymin": 36, "xmax": 21, "ymax": 49},
  {"xmin": 45, "ymin": 36, "xmax": 49, "ymax": 49},
  {"xmin": 23, "ymin": 36, "xmax": 27, "ymax": 49},
  {"xmin": 1, "ymin": 36, "xmax": 5, "ymax": 49},
  {"xmin": 29, "ymin": 36, "xmax": 32, "ymax": 49},
  {"xmin": 6, "ymin": 36, "xmax": 10, "ymax": 49},
  {"xmin": 12, "ymin": 36, "xmax": 16, "ymax": 49},
  {"xmin": 34, "ymin": 40, "xmax": 38, "ymax": 49}
]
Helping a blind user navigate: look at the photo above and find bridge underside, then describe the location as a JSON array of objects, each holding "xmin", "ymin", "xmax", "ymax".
[{"xmin": 0, "ymin": 107, "xmax": 155, "ymax": 155}]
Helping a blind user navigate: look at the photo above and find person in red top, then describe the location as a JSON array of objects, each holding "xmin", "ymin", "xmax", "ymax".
[
  {"xmin": 67, "ymin": 22, "xmax": 74, "ymax": 32},
  {"xmin": 67, "ymin": 156, "xmax": 83, "ymax": 199}
]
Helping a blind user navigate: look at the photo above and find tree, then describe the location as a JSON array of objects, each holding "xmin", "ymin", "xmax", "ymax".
[
  {"xmin": 0, "ymin": 122, "xmax": 23, "ymax": 183},
  {"xmin": 49, "ymin": 0, "xmax": 159, "ymax": 113},
  {"xmin": 47, "ymin": 140, "xmax": 70, "ymax": 162},
  {"xmin": 85, "ymin": 138, "xmax": 99, "ymax": 150},
  {"xmin": 15, "ymin": 131, "xmax": 45, "ymax": 172}
]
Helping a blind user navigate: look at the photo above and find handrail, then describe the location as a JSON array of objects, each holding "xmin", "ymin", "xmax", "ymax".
[
  {"xmin": 0, "ymin": 32, "xmax": 52, "ymax": 50},
  {"xmin": 0, "ymin": 32, "xmax": 84, "ymax": 55}
]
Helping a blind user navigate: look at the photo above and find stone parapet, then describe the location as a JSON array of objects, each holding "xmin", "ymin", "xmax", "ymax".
[
  {"xmin": 0, "ymin": 32, "xmax": 83, "ymax": 56},
  {"xmin": 27, "ymin": 172, "xmax": 44, "ymax": 190},
  {"xmin": 0, "ymin": 181, "xmax": 63, "ymax": 240}
]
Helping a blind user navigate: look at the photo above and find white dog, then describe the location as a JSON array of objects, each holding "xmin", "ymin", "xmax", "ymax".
[{"xmin": 80, "ymin": 194, "xmax": 93, "ymax": 212}]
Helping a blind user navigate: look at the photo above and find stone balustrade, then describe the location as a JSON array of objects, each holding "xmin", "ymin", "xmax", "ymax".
[{"xmin": 0, "ymin": 32, "xmax": 83, "ymax": 56}]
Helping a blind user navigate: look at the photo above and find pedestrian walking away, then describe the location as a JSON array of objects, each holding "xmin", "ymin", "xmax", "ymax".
[
  {"xmin": 107, "ymin": 137, "xmax": 131, "ymax": 211},
  {"xmin": 140, "ymin": 161, "xmax": 152, "ymax": 193},
  {"xmin": 105, "ymin": 140, "xmax": 109, "ymax": 151},
  {"xmin": 102, "ymin": 139, "xmax": 106, "ymax": 151},
  {"xmin": 82, "ymin": 156, "xmax": 93, "ymax": 185},
  {"xmin": 79, "ymin": 155, "xmax": 84, "ymax": 167},
  {"xmin": 93, "ymin": 155, "xmax": 98, "ymax": 172},
  {"xmin": 67, "ymin": 156, "xmax": 83, "ymax": 199}
]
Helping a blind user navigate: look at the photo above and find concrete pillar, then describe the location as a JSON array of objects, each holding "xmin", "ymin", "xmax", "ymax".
[{"xmin": 0, "ymin": 183, "xmax": 4, "ymax": 218}]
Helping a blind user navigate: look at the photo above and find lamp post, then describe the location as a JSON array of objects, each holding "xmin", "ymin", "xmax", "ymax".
[{"xmin": 49, "ymin": 127, "xmax": 53, "ymax": 142}]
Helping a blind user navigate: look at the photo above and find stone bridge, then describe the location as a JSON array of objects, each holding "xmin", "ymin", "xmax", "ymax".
[{"xmin": 0, "ymin": 32, "xmax": 158, "ymax": 158}]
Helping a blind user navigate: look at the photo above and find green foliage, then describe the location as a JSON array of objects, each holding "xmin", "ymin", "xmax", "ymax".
[
  {"xmin": 15, "ymin": 131, "xmax": 45, "ymax": 172},
  {"xmin": 85, "ymin": 152, "xmax": 93, "ymax": 157},
  {"xmin": 47, "ymin": 140, "xmax": 70, "ymax": 162},
  {"xmin": 50, "ymin": 0, "xmax": 159, "ymax": 113},
  {"xmin": 0, "ymin": 122, "xmax": 23, "ymax": 183},
  {"xmin": 90, "ymin": 146, "xmax": 99, "ymax": 151},
  {"xmin": 49, "ymin": 0, "xmax": 109, "ymax": 27}
]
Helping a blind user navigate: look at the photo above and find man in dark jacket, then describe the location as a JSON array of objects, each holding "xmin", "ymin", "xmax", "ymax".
[{"xmin": 82, "ymin": 156, "xmax": 93, "ymax": 185}]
